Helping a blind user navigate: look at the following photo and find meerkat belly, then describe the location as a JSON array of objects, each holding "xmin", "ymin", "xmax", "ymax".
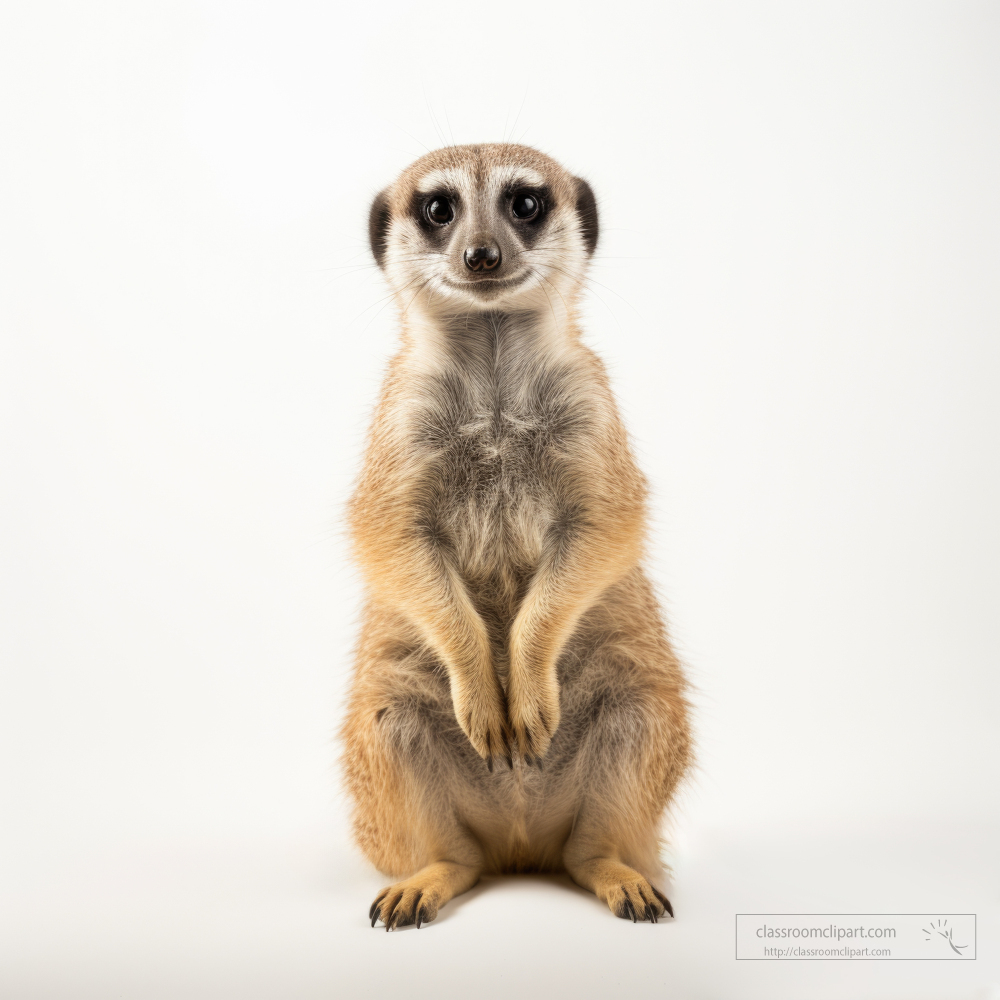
[{"xmin": 418, "ymin": 398, "xmax": 561, "ymax": 650}]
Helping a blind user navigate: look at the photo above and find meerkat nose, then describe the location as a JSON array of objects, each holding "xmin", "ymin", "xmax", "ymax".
[{"xmin": 464, "ymin": 244, "xmax": 501, "ymax": 271}]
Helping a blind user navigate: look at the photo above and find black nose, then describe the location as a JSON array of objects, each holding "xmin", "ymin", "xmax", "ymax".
[{"xmin": 464, "ymin": 245, "xmax": 501, "ymax": 271}]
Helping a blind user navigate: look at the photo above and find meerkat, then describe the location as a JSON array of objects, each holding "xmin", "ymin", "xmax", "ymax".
[{"xmin": 340, "ymin": 143, "xmax": 691, "ymax": 929}]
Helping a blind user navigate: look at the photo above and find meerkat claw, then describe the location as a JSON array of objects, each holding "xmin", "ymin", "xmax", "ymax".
[{"xmin": 652, "ymin": 886, "xmax": 673, "ymax": 917}]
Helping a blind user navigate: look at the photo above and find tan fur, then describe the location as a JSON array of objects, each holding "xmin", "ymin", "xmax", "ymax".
[{"xmin": 340, "ymin": 144, "xmax": 692, "ymax": 928}]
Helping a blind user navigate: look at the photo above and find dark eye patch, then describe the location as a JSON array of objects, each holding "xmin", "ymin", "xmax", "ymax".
[
  {"xmin": 409, "ymin": 189, "xmax": 460, "ymax": 250},
  {"xmin": 502, "ymin": 184, "xmax": 550, "ymax": 248}
]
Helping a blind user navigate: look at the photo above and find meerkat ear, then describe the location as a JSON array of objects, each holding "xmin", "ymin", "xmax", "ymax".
[
  {"xmin": 368, "ymin": 189, "xmax": 391, "ymax": 268},
  {"xmin": 574, "ymin": 178, "xmax": 599, "ymax": 255}
]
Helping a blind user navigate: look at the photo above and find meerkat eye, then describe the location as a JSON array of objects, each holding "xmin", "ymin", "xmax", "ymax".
[
  {"xmin": 424, "ymin": 197, "xmax": 454, "ymax": 225},
  {"xmin": 511, "ymin": 191, "xmax": 541, "ymax": 221}
]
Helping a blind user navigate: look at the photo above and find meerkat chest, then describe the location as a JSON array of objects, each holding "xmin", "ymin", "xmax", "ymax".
[{"xmin": 409, "ymin": 357, "xmax": 587, "ymax": 574}]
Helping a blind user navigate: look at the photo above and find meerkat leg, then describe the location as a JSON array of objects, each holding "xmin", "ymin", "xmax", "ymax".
[
  {"xmin": 560, "ymin": 665, "xmax": 688, "ymax": 919},
  {"xmin": 343, "ymin": 605, "xmax": 489, "ymax": 929},
  {"xmin": 349, "ymin": 723, "xmax": 486, "ymax": 931},
  {"xmin": 551, "ymin": 572, "xmax": 690, "ymax": 921},
  {"xmin": 560, "ymin": 725, "xmax": 683, "ymax": 924},
  {"xmin": 561, "ymin": 763, "xmax": 681, "ymax": 923},
  {"xmin": 563, "ymin": 826, "xmax": 672, "ymax": 923},
  {"xmin": 345, "ymin": 705, "xmax": 487, "ymax": 929},
  {"xmin": 360, "ymin": 775, "xmax": 485, "ymax": 930}
]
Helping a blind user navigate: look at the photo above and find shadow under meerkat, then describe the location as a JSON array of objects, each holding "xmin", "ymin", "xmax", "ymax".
[{"xmin": 340, "ymin": 144, "xmax": 691, "ymax": 928}]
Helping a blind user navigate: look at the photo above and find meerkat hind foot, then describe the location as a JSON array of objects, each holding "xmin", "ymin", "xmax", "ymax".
[
  {"xmin": 610, "ymin": 878, "xmax": 673, "ymax": 923},
  {"xmin": 570, "ymin": 857, "xmax": 673, "ymax": 923},
  {"xmin": 369, "ymin": 861, "xmax": 480, "ymax": 931},
  {"xmin": 605, "ymin": 869, "xmax": 672, "ymax": 923}
]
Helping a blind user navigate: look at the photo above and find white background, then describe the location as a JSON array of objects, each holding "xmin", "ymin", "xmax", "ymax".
[{"xmin": 2, "ymin": 2, "xmax": 998, "ymax": 998}]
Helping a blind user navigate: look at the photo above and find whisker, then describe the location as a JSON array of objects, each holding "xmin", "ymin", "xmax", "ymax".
[{"xmin": 348, "ymin": 271, "xmax": 431, "ymax": 327}]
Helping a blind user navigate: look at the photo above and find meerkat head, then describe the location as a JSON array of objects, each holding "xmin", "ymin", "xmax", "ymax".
[{"xmin": 368, "ymin": 143, "xmax": 598, "ymax": 313}]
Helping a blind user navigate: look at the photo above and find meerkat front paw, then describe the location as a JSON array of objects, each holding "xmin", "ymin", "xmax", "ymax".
[
  {"xmin": 452, "ymin": 677, "xmax": 513, "ymax": 771},
  {"xmin": 507, "ymin": 669, "xmax": 560, "ymax": 764}
]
